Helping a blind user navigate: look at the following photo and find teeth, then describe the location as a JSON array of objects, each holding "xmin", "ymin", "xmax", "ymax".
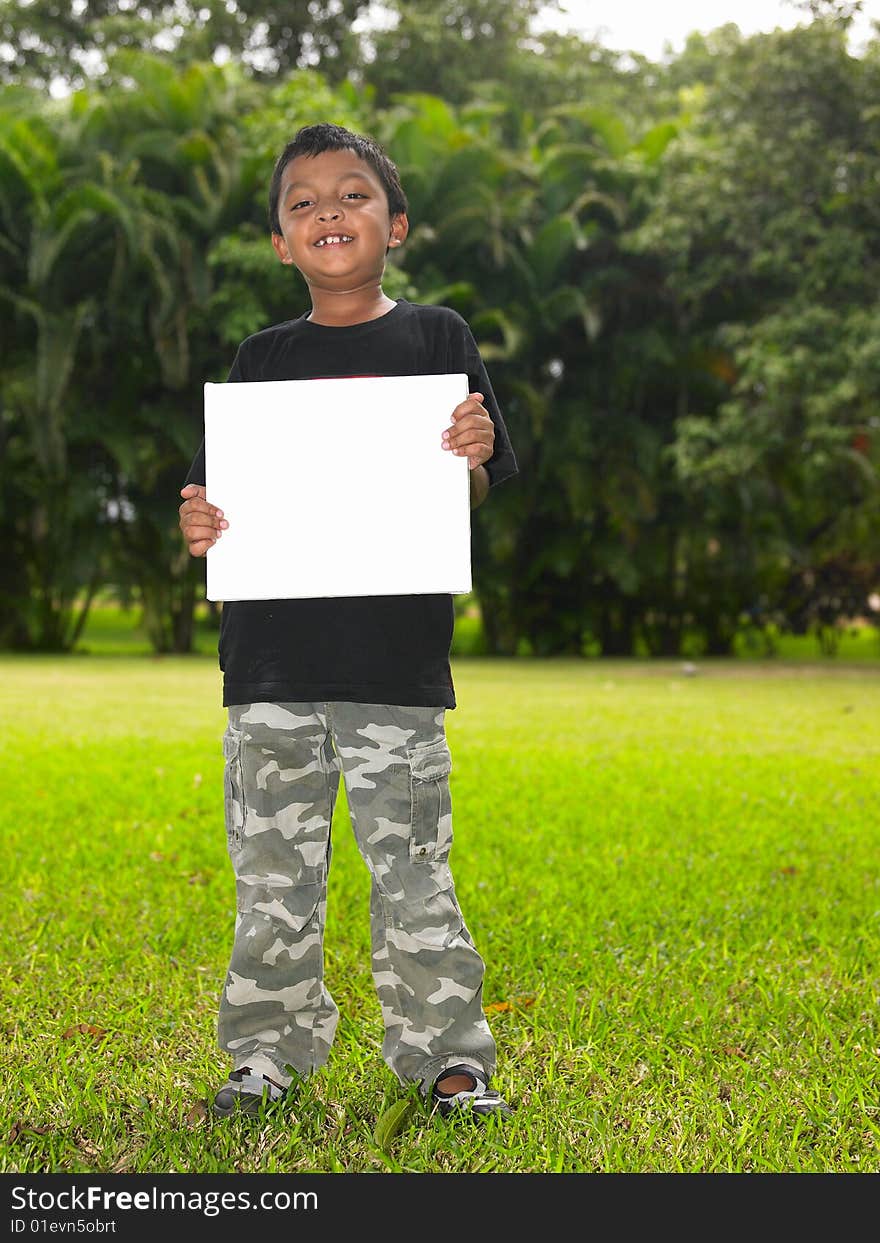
[{"xmin": 316, "ymin": 235, "xmax": 353, "ymax": 246}]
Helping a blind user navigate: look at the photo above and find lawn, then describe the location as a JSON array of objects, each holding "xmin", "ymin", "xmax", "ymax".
[{"xmin": 2, "ymin": 650, "xmax": 879, "ymax": 1173}]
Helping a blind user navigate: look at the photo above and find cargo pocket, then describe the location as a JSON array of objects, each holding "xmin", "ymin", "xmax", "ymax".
[
  {"xmin": 407, "ymin": 738, "xmax": 453, "ymax": 864},
  {"xmin": 383, "ymin": 884, "xmax": 464, "ymax": 950},
  {"xmin": 222, "ymin": 724, "xmax": 246, "ymax": 854}
]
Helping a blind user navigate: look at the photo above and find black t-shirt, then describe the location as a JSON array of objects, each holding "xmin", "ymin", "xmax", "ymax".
[{"xmin": 183, "ymin": 299, "xmax": 519, "ymax": 710}]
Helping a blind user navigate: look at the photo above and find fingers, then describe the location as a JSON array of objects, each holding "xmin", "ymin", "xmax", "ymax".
[
  {"xmin": 183, "ymin": 518, "xmax": 224, "ymax": 553},
  {"xmin": 179, "ymin": 486, "xmax": 228, "ymax": 557},
  {"xmin": 442, "ymin": 392, "xmax": 494, "ymax": 464},
  {"xmin": 451, "ymin": 392, "xmax": 485, "ymax": 420},
  {"xmin": 187, "ymin": 536, "xmax": 216, "ymax": 558}
]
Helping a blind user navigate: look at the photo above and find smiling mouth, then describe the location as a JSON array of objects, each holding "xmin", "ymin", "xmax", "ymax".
[{"xmin": 315, "ymin": 235, "xmax": 354, "ymax": 247}]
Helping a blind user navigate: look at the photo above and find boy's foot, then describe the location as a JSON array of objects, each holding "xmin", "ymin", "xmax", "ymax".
[
  {"xmin": 431, "ymin": 1064, "xmax": 512, "ymax": 1118},
  {"xmin": 212, "ymin": 1067, "xmax": 289, "ymax": 1117}
]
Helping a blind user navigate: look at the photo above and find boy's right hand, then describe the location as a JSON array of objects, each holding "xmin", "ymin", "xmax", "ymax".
[{"xmin": 179, "ymin": 484, "xmax": 228, "ymax": 557}]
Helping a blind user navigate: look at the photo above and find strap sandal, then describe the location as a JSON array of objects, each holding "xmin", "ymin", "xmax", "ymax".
[
  {"xmin": 212, "ymin": 1066, "xmax": 289, "ymax": 1117},
  {"xmin": 431, "ymin": 1063, "xmax": 512, "ymax": 1118}
]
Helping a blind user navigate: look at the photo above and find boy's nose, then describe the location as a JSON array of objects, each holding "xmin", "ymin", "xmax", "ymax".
[{"xmin": 317, "ymin": 206, "xmax": 342, "ymax": 222}]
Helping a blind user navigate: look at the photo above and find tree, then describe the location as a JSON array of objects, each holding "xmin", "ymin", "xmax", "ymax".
[
  {"xmin": 374, "ymin": 91, "xmax": 681, "ymax": 655},
  {"xmin": 0, "ymin": 95, "xmax": 126, "ymax": 648},
  {"xmin": 0, "ymin": 56, "xmax": 254, "ymax": 649},
  {"xmin": 361, "ymin": 0, "xmax": 552, "ymax": 107},
  {"xmin": 0, "ymin": 0, "xmax": 368, "ymax": 88},
  {"xmin": 3, "ymin": 15, "xmax": 879, "ymax": 660},
  {"xmin": 81, "ymin": 54, "xmax": 265, "ymax": 653},
  {"xmin": 638, "ymin": 18, "xmax": 880, "ymax": 651}
]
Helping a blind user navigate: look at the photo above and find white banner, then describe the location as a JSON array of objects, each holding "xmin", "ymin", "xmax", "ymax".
[{"xmin": 204, "ymin": 372, "xmax": 472, "ymax": 601}]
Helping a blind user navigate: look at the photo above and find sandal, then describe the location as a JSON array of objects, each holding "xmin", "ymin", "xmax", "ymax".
[
  {"xmin": 212, "ymin": 1066, "xmax": 289, "ymax": 1117},
  {"xmin": 431, "ymin": 1064, "xmax": 512, "ymax": 1117}
]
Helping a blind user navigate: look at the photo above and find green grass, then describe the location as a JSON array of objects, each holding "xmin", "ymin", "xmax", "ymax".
[{"xmin": 2, "ymin": 653, "xmax": 879, "ymax": 1172}]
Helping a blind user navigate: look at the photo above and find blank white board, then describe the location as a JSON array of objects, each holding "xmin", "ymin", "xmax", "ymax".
[{"xmin": 204, "ymin": 373, "xmax": 472, "ymax": 601}]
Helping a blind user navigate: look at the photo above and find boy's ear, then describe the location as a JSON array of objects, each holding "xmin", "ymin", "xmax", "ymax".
[
  {"xmin": 388, "ymin": 213, "xmax": 409, "ymax": 248},
  {"xmin": 271, "ymin": 231, "xmax": 294, "ymax": 265}
]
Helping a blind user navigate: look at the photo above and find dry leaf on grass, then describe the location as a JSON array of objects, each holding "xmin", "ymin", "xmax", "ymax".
[
  {"xmin": 485, "ymin": 995, "xmax": 535, "ymax": 1014},
  {"xmin": 185, "ymin": 1102, "xmax": 209, "ymax": 1127},
  {"xmin": 61, "ymin": 1024, "xmax": 107, "ymax": 1040},
  {"xmin": 9, "ymin": 1122, "xmax": 50, "ymax": 1143},
  {"xmin": 722, "ymin": 1045, "xmax": 749, "ymax": 1059},
  {"xmin": 74, "ymin": 1133, "xmax": 99, "ymax": 1158}
]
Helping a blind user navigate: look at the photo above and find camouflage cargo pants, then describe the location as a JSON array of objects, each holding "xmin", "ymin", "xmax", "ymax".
[{"xmin": 219, "ymin": 701, "xmax": 497, "ymax": 1095}]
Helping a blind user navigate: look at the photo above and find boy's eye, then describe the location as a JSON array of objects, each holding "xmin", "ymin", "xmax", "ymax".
[{"xmin": 290, "ymin": 192, "xmax": 364, "ymax": 212}]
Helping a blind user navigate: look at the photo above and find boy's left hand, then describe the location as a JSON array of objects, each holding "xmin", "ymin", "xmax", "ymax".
[{"xmin": 442, "ymin": 392, "xmax": 494, "ymax": 471}]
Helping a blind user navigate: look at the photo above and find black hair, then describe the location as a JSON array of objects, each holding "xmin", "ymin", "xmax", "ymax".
[{"xmin": 268, "ymin": 123, "xmax": 408, "ymax": 234}]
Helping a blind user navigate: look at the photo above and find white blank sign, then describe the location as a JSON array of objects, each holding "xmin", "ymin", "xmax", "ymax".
[{"xmin": 204, "ymin": 373, "xmax": 472, "ymax": 601}]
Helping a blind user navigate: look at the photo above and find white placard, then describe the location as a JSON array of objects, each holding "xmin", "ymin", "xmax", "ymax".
[{"xmin": 204, "ymin": 373, "xmax": 472, "ymax": 601}]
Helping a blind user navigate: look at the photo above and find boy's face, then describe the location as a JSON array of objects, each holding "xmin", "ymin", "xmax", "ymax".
[{"xmin": 271, "ymin": 148, "xmax": 408, "ymax": 291}]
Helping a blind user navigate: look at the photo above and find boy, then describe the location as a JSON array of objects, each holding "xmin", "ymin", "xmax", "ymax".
[{"xmin": 178, "ymin": 123, "xmax": 519, "ymax": 1120}]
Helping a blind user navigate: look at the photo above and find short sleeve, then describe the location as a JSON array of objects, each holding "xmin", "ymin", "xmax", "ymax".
[
  {"xmin": 454, "ymin": 317, "xmax": 519, "ymax": 489},
  {"xmin": 182, "ymin": 346, "xmax": 247, "ymax": 489}
]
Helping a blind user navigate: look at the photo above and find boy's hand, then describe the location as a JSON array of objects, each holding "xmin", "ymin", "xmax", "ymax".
[
  {"xmin": 179, "ymin": 484, "xmax": 228, "ymax": 557},
  {"xmin": 442, "ymin": 392, "xmax": 494, "ymax": 471}
]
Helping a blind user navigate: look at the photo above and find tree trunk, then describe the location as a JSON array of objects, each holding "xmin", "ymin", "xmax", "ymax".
[
  {"xmin": 67, "ymin": 570, "xmax": 101, "ymax": 650},
  {"xmin": 171, "ymin": 572, "xmax": 196, "ymax": 653},
  {"xmin": 598, "ymin": 597, "xmax": 636, "ymax": 655},
  {"xmin": 704, "ymin": 614, "xmax": 736, "ymax": 655},
  {"xmin": 478, "ymin": 583, "xmax": 518, "ymax": 655}
]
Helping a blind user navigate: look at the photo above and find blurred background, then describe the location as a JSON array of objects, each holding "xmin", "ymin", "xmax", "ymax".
[{"xmin": 1, "ymin": 0, "xmax": 879, "ymax": 663}]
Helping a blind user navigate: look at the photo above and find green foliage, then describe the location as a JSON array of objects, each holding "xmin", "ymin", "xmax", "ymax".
[
  {"xmin": 0, "ymin": 58, "xmax": 255, "ymax": 649},
  {"xmin": 373, "ymin": 1095, "xmax": 418, "ymax": 1151},
  {"xmin": 0, "ymin": 0, "xmax": 369, "ymax": 87},
  {"xmin": 631, "ymin": 17, "xmax": 880, "ymax": 647},
  {"xmin": 1, "ymin": 11, "xmax": 879, "ymax": 655}
]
